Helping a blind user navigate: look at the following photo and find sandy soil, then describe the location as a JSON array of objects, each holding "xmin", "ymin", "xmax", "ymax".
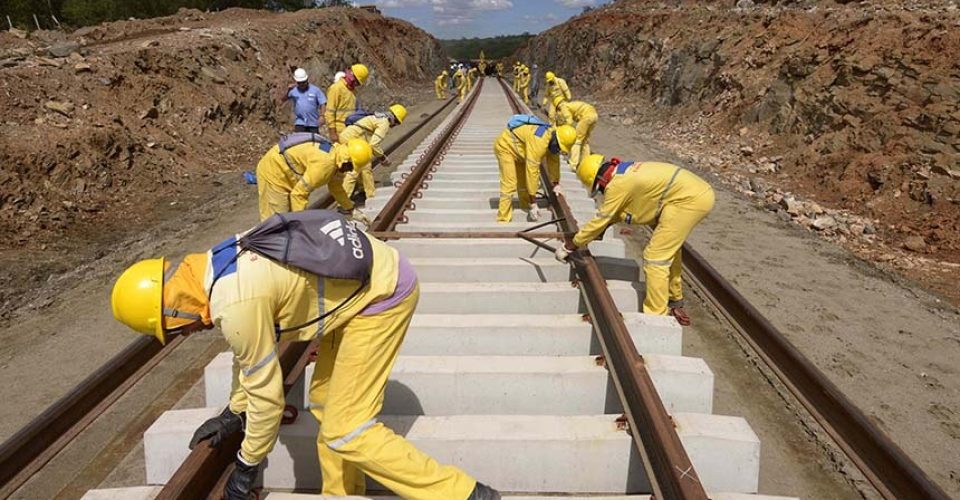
[{"xmin": 590, "ymin": 119, "xmax": 960, "ymax": 497}]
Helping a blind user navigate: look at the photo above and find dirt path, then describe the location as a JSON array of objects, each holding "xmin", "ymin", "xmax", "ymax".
[{"xmin": 589, "ymin": 120, "xmax": 960, "ymax": 497}]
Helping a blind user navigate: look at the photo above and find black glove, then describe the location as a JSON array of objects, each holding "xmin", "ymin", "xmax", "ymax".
[
  {"xmin": 223, "ymin": 455, "xmax": 260, "ymax": 500},
  {"xmin": 189, "ymin": 407, "xmax": 244, "ymax": 449}
]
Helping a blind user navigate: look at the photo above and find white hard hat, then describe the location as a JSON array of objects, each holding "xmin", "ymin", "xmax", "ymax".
[
  {"xmin": 334, "ymin": 71, "xmax": 345, "ymax": 82},
  {"xmin": 293, "ymin": 68, "xmax": 308, "ymax": 82}
]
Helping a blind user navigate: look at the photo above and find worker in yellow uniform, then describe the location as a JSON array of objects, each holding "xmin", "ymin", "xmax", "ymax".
[
  {"xmin": 556, "ymin": 155, "xmax": 715, "ymax": 326},
  {"xmin": 454, "ymin": 66, "xmax": 468, "ymax": 102},
  {"xmin": 255, "ymin": 134, "xmax": 373, "ymax": 224},
  {"xmin": 493, "ymin": 117, "xmax": 576, "ymax": 222},
  {"xmin": 518, "ymin": 65, "xmax": 531, "ymax": 104},
  {"xmin": 110, "ymin": 211, "xmax": 503, "ymax": 500},
  {"xmin": 435, "ymin": 71, "xmax": 448, "ymax": 99},
  {"xmin": 542, "ymin": 71, "xmax": 572, "ymax": 125},
  {"xmin": 556, "ymin": 100, "xmax": 598, "ymax": 169},
  {"xmin": 467, "ymin": 66, "xmax": 478, "ymax": 88},
  {"xmin": 340, "ymin": 104, "xmax": 407, "ymax": 201},
  {"xmin": 325, "ymin": 63, "xmax": 369, "ymax": 143},
  {"xmin": 512, "ymin": 63, "xmax": 521, "ymax": 92},
  {"xmin": 496, "ymin": 62, "xmax": 503, "ymax": 78}
]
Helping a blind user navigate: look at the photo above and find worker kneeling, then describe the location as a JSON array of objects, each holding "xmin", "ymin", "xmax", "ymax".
[
  {"xmin": 255, "ymin": 133, "xmax": 373, "ymax": 225},
  {"xmin": 493, "ymin": 115, "xmax": 576, "ymax": 222},
  {"xmin": 556, "ymin": 155, "xmax": 714, "ymax": 326},
  {"xmin": 110, "ymin": 210, "xmax": 501, "ymax": 500},
  {"xmin": 340, "ymin": 104, "xmax": 408, "ymax": 202}
]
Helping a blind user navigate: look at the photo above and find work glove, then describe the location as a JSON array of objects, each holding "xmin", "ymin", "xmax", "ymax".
[
  {"xmin": 526, "ymin": 205, "xmax": 541, "ymax": 222},
  {"xmin": 555, "ymin": 243, "xmax": 575, "ymax": 263},
  {"xmin": 552, "ymin": 183, "xmax": 564, "ymax": 197},
  {"xmin": 223, "ymin": 454, "xmax": 260, "ymax": 500},
  {"xmin": 351, "ymin": 207, "xmax": 372, "ymax": 227},
  {"xmin": 189, "ymin": 407, "xmax": 244, "ymax": 450}
]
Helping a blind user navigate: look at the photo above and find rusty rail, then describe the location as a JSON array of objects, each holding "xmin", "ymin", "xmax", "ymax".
[
  {"xmin": 681, "ymin": 245, "xmax": 949, "ymax": 500},
  {"xmin": 497, "ymin": 76, "xmax": 710, "ymax": 499}
]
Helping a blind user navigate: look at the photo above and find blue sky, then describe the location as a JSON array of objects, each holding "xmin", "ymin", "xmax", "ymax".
[{"xmin": 365, "ymin": 0, "xmax": 604, "ymax": 39}]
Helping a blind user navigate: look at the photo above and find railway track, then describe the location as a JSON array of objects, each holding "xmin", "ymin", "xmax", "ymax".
[{"xmin": 3, "ymin": 75, "xmax": 948, "ymax": 500}]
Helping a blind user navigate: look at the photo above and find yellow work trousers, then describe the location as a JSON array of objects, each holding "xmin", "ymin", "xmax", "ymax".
[
  {"xmin": 642, "ymin": 188, "xmax": 715, "ymax": 315},
  {"xmin": 547, "ymin": 101, "xmax": 558, "ymax": 125},
  {"xmin": 458, "ymin": 85, "xmax": 467, "ymax": 102},
  {"xmin": 343, "ymin": 164, "xmax": 375, "ymax": 199},
  {"xmin": 435, "ymin": 83, "xmax": 445, "ymax": 99},
  {"xmin": 494, "ymin": 143, "xmax": 537, "ymax": 222},
  {"xmin": 569, "ymin": 115, "xmax": 597, "ymax": 169},
  {"xmin": 521, "ymin": 85, "xmax": 530, "ymax": 104},
  {"xmin": 257, "ymin": 179, "xmax": 291, "ymax": 221},
  {"xmin": 308, "ymin": 288, "xmax": 476, "ymax": 499}
]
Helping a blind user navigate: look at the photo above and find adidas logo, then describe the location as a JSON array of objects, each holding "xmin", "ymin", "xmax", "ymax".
[{"xmin": 320, "ymin": 220, "xmax": 346, "ymax": 246}]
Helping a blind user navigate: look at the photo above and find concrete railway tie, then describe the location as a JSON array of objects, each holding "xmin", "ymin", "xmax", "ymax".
[{"xmin": 84, "ymin": 81, "xmax": 795, "ymax": 499}]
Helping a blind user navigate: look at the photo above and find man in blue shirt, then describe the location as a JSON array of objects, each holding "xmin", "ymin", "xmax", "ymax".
[{"xmin": 284, "ymin": 68, "xmax": 326, "ymax": 133}]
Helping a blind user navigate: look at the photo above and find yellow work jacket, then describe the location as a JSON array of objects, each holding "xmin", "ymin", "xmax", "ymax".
[
  {"xmin": 573, "ymin": 162, "xmax": 712, "ymax": 247},
  {"xmin": 497, "ymin": 123, "xmax": 561, "ymax": 183},
  {"xmin": 519, "ymin": 71, "xmax": 530, "ymax": 88},
  {"xmin": 558, "ymin": 100, "xmax": 597, "ymax": 126},
  {"xmin": 323, "ymin": 79, "xmax": 357, "ymax": 131},
  {"xmin": 546, "ymin": 77, "xmax": 572, "ymax": 103},
  {"xmin": 435, "ymin": 74, "xmax": 447, "ymax": 88},
  {"xmin": 340, "ymin": 114, "xmax": 391, "ymax": 159},
  {"xmin": 454, "ymin": 70, "xmax": 467, "ymax": 90},
  {"xmin": 207, "ymin": 233, "xmax": 401, "ymax": 463},
  {"xmin": 255, "ymin": 142, "xmax": 354, "ymax": 212}
]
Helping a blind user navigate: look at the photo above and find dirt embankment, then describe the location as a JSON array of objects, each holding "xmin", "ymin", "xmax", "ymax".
[
  {"xmin": 518, "ymin": 0, "xmax": 960, "ymax": 302},
  {"xmin": 0, "ymin": 7, "xmax": 445, "ymax": 321}
]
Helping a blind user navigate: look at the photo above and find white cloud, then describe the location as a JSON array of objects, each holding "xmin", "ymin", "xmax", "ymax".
[
  {"xmin": 429, "ymin": 0, "xmax": 512, "ymax": 27},
  {"xmin": 554, "ymin": 0, "xmax": 598, "ymax": 7},
  {"xmin": 376, "ymin": 0, "xmax": 429, "ymax": 7}
]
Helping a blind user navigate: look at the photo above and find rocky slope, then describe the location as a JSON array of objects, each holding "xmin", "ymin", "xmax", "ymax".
[
  {"xmin": 0, "ymin": 7, "xmax": 444, "ymax": 319},
  {"xmin": 518, "ymin": 0, "xmax": 960, "ymax": 300}
]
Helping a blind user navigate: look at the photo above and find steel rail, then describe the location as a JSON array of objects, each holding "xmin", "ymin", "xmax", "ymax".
[
  {"xmin": 680, "ymin": 245, "xmax": 949, "ymax": 499},
  {"xmin": 370, "ymin": 231, "xmax": 567, "ymax": 239},
  {"xmin": 157, "ymin": 88, "xmax": 482, "ymax": 497},
  {"xmin": 498, "ymin": 77, "xmax": 709, "ymax": 500}
]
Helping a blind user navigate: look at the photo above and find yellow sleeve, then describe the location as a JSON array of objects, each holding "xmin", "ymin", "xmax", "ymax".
[
  {"xmin": 323, "ymin": 85, "xmax": 338, "ymax": 127},
  {"xmin": 546, "ymin": 152, "xmax": 560, "ymax": 184},
  {"xmin": 219, "ymin": 298, "xmax": 284, "ymax": 464},
  {"xmin": 524, "ymin": 133, "xmax": 549, "ymax": 193},
  {"xmin": 289, "ymin": 149, "xmax": 328, "ymax": 211},
  {"xmin": 573, "ymin": 182, "xmax": 631, "ymax": 248},
  {"xmin": 370, "ymin": 119, "xmax": 390, "ymax": 158},
  {"xmin": 326, "ymin": 171, "xmax": 354, "ymax": 210},
  {"xmin": 561, "ymin": 80, "xmax": 572, "ymax": 100}
]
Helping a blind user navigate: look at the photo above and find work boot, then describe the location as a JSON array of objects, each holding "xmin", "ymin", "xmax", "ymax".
[
  {"xmin": 670, "ymin": 307, "xmax": 691, "ymax": 326},
  {"xmin": 467, "ymin": 482, "xmax": 501, "ymax": 500}
]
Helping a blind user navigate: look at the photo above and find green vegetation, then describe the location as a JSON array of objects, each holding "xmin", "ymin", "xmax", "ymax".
[
  {"xmin": 0, "ymin": 0, "xmax": 352, "ymax": 30},
  {"xmin": 440, "ymin": 34, "xmax": 534, "ymax": 61}
]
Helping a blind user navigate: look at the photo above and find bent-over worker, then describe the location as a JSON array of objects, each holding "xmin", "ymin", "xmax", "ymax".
[
  {"xmin": 255, "ymin": 133, "xmax": 372, "ymax": 225},
  {"xmin": 110, "ymin": 211, "xmax": 502, "ymax": 500},
  {"xmin": 556, "ymin": 100, "xmax": 598, "ymax": 169},
  {"xmin": 340, "ymin": 104, "xmax": 408, "ymax": 201},
  {"xmin": 556, "ymin": 155, "xmax": 715, "ymax": 325},
  {"xmin": 493, "ymin": 117, "xmax": 576, "ymax": 223}
]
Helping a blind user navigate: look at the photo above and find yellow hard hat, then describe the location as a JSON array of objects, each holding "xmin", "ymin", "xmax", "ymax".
[
  {"xmin": 389, "ymin": 103, "xmax": 407, "ymax": 124},
  {"xmin": 111, "ymin": 258, "xmax": 166, "ymax": 344},
  {"xmin": 347, "ymin": 138, "xmax": 373, "ymax": 168},
  {"xmin": 351, "ymin": 64, "xmax": 369, "ymax": 85},
  {"xmin": 545, "ymin": 71, "xmax": 556, "ymax": 81},
  {"xmin": 578, "ymin": 154, "xmax": 605, "ymax": 192},
  {"xmin": 555, "ymin": 124, "xmax": 577, "ymax": 154}
]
